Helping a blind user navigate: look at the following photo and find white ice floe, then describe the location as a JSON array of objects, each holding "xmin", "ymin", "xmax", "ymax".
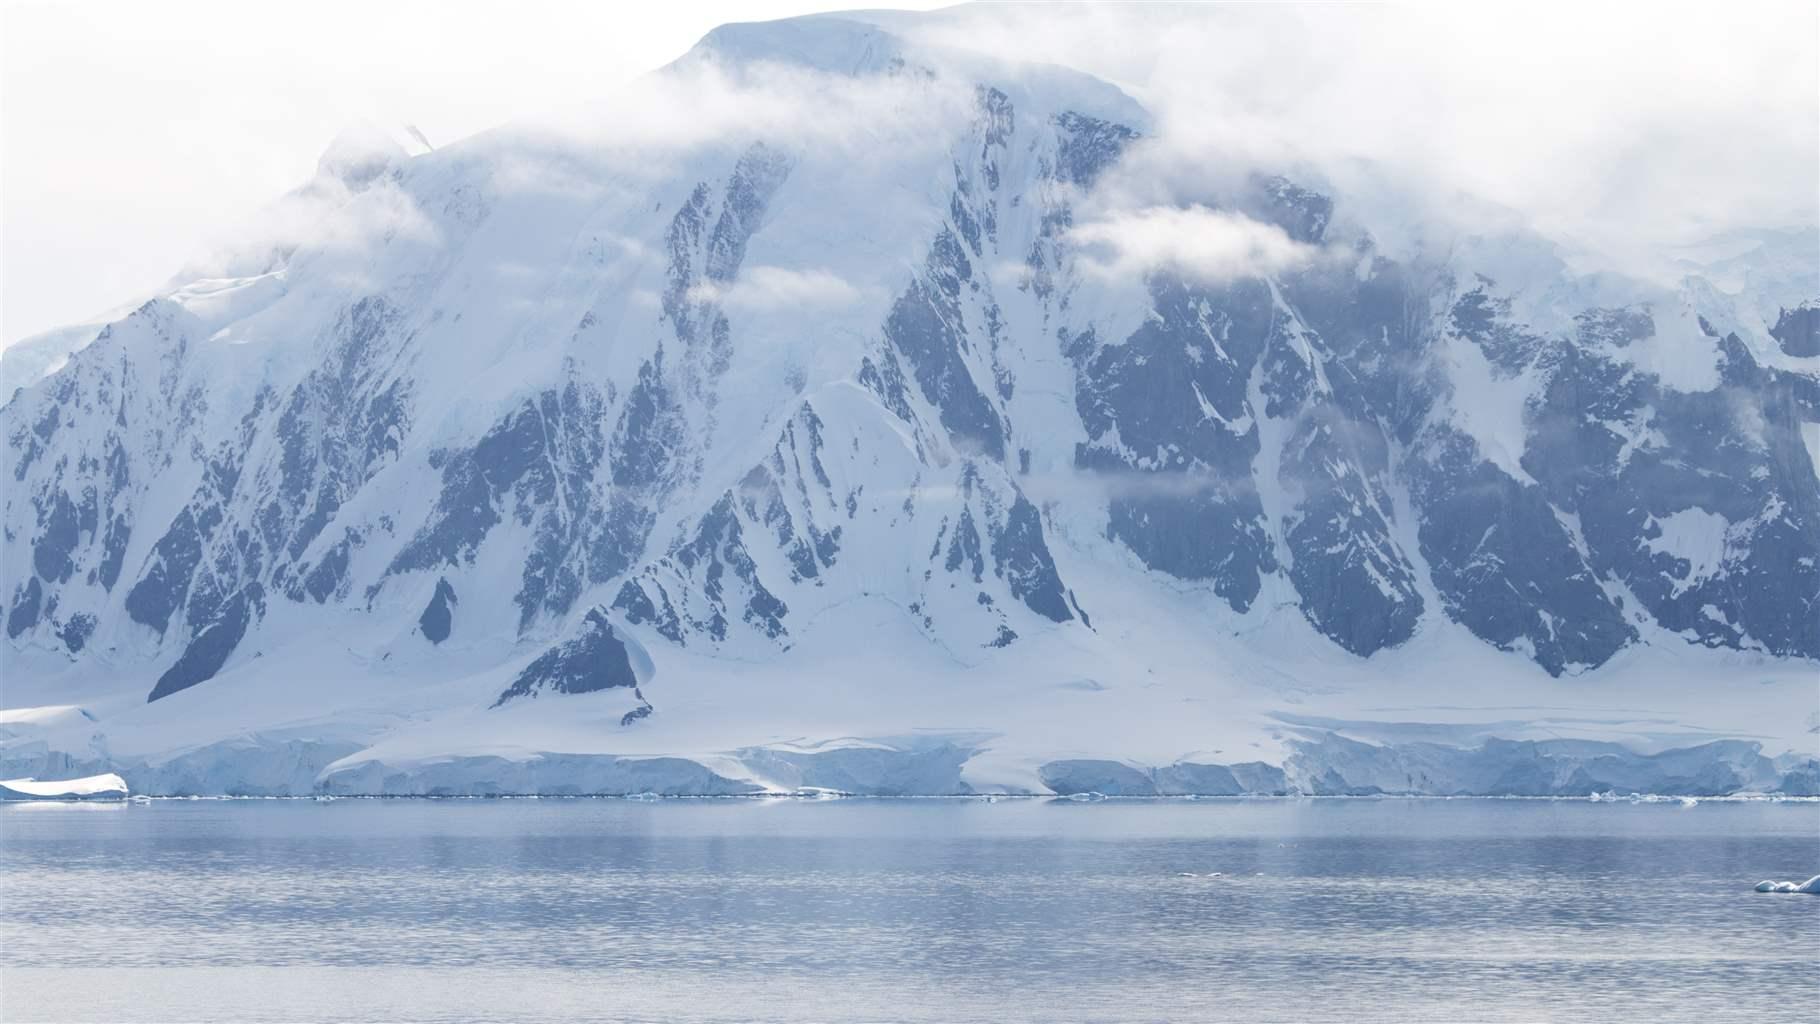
[
  {"xmin": 0, "ymin": 773, "xmax": 129, "ymax": 800},
  {"xmin": 1753, "ymin": 875, "xmax": 1820, "ymax": 894}
]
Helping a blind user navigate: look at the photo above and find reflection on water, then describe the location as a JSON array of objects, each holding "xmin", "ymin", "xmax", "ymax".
[{"xmin": 3, "ymin": 799, "xmax": 1816, "ymax": 1022}]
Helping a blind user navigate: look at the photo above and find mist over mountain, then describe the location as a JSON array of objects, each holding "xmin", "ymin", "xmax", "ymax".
[{"xmin": 4, "ymin": 10, "xmax": 1817, "ymax": 797}]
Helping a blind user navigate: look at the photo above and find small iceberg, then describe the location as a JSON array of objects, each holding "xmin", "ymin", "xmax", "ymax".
[
  {"xmin": 0, "ymin": 773, "xmax": 129, "ymax": 801},
  {"xmin": 1753, "ymin": 875, "xmax": 1820, "ymax": 894}
]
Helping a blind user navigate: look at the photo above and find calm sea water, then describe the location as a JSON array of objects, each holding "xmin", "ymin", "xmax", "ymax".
[{"xmin": 1, "ymin": 798, "xmax": 1815, "ymax": 1023}]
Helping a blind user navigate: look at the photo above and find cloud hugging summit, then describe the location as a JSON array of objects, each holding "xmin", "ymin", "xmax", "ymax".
[{"xmin": 4, "ymin": 13, "xmax": 1817, "ymax": 798}]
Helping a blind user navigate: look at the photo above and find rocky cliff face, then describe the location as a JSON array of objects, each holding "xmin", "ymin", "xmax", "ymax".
[{"xmin": 3, "ymin": 15, "xmax": 1816, "ymax": 795}]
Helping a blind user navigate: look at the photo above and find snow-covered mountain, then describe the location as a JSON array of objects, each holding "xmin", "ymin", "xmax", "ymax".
[{"xmin": 4, "ymin": 14, "xmax": 1817, "ymax": 796}]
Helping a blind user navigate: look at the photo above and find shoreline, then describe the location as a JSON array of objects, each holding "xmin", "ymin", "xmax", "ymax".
[{"xmin": 7, "ymin": 791, "xmax": 1819, "ymax": 804}]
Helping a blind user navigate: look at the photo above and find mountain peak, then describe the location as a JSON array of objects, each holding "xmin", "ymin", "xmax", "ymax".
[
  {"xmin": 686, "ymin": 15, "xmax": 905, "ymax": 77},
  {"xmin": 314, "ymin": 120, "xmax": 430, "ymax": 189},
  {"xmin": 2, "ymin": 7, "xmax": 1814, "ymax": 798}
]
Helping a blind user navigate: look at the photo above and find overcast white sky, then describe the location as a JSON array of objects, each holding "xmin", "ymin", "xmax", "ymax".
[
  {"xmin": 0, "ymin": 0, "xmax": 947, "ymax": 345},
  {"xmin": 3, "ymin": 1, "xmax": 1815, "ymax": 346}
]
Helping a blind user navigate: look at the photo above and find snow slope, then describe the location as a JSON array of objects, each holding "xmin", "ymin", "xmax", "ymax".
[{"xmin": 3, "ymin": 11, "xmax": 1817, "ymax": 796}]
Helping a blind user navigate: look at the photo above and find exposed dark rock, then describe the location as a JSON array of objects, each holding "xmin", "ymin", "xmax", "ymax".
[
  {"xmin": 493, "ymin": 608, "xmax": 642, "ymax": 706},
  {"xmin": 1075, "ymin": 277, "xmax": 1276, "ymax": 611},
  {"xmin": 57, "ymin": 612, "xmax": 96, "ymax": 653},
  {"xmin": 988, "ymin": 495, "xmax": 1071, "ymax": 622},
  {"xmin": 886, "ymin": 230, "xmax": 1006, "ymax": 460},
  {"xmin": 1412, "ymin": 427, "xmax": 1632, "ymax": 674},
  {"xmin": 418, "ymin": 577, "xmax": 456, "ymax": 644},
  {"xmin": 7, "ymin": 577, "xmax": 43, "ymax": 639},
  {"xmin": 1769, "ymin": 303, "xmax": 1820, "ymax": 357},
  {"xmin": 1051, "ymin": 111, "xmax": 1136, "ymax": 187},
  {"xmin": 148, "ymin": 583, "xmax": 262, "ymax": 702}
]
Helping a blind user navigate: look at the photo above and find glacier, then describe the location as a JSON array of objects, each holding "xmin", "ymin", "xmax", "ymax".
[{"xmin": 3, "ymin": 11, "xmax": 1817, "ymax": 798}]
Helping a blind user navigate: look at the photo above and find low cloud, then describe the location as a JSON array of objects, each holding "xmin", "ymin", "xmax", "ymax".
[
  {"xmin": 157, "ymin": 45, "xmax": 982, "ymax": 301},
  {"xmin": 1012, "ymin": 464, "xmax": 1258, "ymax": 507},
  {"xmin": 881, "ymin": 464, "xmax": 1256, "ymax": 509},
  {"xmin": 902, "ymin": 3, "xmax": 1818, "ymax": 278},
  {"xmin": 1069, "ymin": 205, "xmax": 1323, "ymax": 284},
  {"xmin": 510, "ymin": 52, "xmax": 977, "ymax": 189},
  {"xmin": 688, "ymin": 265, "xmax": 863, "ymax": 312},
  {"xmin": 181, "ymin": 171, "xmax": 438, "ymax": 285}
]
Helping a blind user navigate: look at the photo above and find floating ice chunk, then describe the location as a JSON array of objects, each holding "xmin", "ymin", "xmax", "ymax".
[
  {"xmin": 1753, "ymin": 876, "xmax": 1820, "ymax": 894},
  {"xmin": 0, "ymin": 773, "xmax": 129, "ymax": 800}
]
